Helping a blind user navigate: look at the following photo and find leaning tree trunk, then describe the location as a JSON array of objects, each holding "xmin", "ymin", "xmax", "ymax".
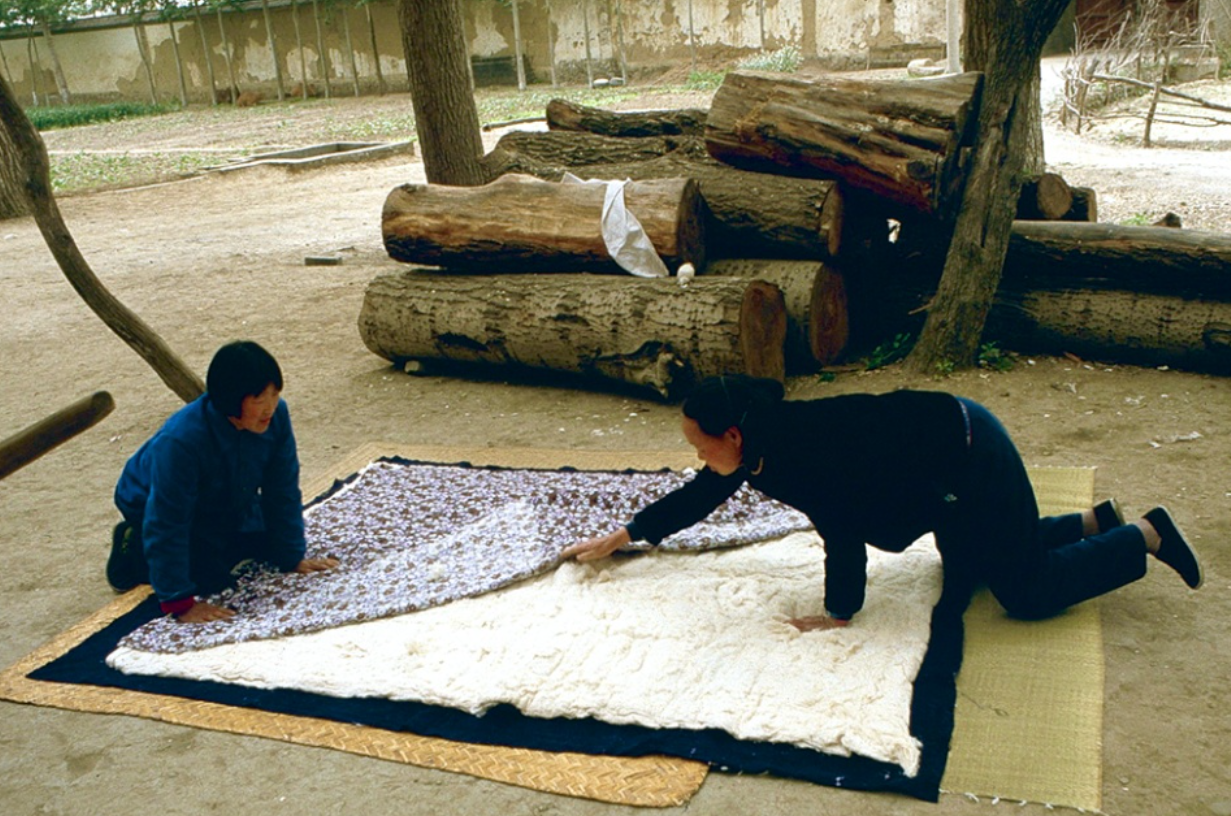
[
  {"xmin": 706, "ymin": 70, "xmax": 984, "ymax": 218},
  {"xmin": 364, "ymin": 2, "xmax": 386, "ymax": 94},
  {"xmin": 0, "ymin": 114, "xmax": 29, "ymax": 218},
  {"xmin": 133, "ymin": 21, "xmax": 159, "ymax": 105},
  {"xmin": 38, "ymin": 19, "xmax": 70, "ymax": 105},
  {"xmin": 194, "ymin": 4, "xmax": 219, "ymax": 105},
  {"xmin": 260, "ymin": 0, "xmax": 285, "ymax": 100},
  {"xmin": 905, "ymin": 0, "xmax": 1071, "ymax": 372},
  {"xmin": 312, "ymin": 0, "xmax": 333, "ymax": 99},
  {"xmin": 26, "ymin": 33, "xmax": 42, "ymax": 106},
  {"xmin": 217, "ymin": 8, "xmax": 239, "ymax": 100},
  {"xmin": 0, "ymin": 73, "xmax": 204, "ymax": 402},
  {"xmin": 290, "ymin": 0, "xmax": 309, "ymax": 96},
  {"xmin": 398, "ymin": 0, "xmax": 485, "ymax": 185},
  {"xmin": 383, "ymin": 174, "xmax": 706, "ymax": 273},
  {"xmin": 341, "ymin": 6, "xmax": 361, "ymax": 96},
  {"xmin": 359, "ymin": 270, "xmax": 786, "ymax": 399},
  {"xmin": 167, "ymin": 19, "xmax": 190, "ymax": 108},
  {"xmin": 705, "ymin": 259, "xmax": 850, "ymax": 370},
  {"xmin": 481, "ymin": 131, "xmax": 845, "ymax": 260}
]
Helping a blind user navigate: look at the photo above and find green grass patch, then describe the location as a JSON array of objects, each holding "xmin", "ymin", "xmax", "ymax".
[
  {"xmin": 29, "ymin": 101, "xmax": 179, "ymax": 131},
  {"xmin": 49, "ymin": 150, "xmax": 235, "ymax": 194}
]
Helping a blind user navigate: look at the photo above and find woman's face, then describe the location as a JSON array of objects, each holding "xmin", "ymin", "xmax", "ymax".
[
  {"xmin": 682, "ymin": 416, "xmax": 743, "ymax": 476},
  {"xmin": 229, "ymin": 383, "xmax": 281, "ymax": 434}
]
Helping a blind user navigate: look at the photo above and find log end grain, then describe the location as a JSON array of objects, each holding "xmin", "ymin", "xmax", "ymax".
[{"xmin": 739, "ymin": 280, "xmax": 787, "ymax": 383}]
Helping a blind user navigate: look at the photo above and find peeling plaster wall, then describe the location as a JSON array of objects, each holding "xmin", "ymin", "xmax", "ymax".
[{"xmin": 0, "ymin": 0, "xmax": 953, "ymax": 104}]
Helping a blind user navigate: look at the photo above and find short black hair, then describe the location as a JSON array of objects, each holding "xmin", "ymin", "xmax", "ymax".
[
  {"xmin": 206, "ymin": 341, "xmax": 283, "ymax": 418},
  {"xmin": 682, "ymin": 374, "xmax": 784, "ymax": 437}
]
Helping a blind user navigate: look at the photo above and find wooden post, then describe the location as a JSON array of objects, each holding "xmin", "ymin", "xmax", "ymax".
[{"xmin": 0, "ymin": 392, "xmax": 115, "ymax": 481}]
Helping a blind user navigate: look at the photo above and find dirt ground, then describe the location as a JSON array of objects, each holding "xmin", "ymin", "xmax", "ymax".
[{"xmin": 2, "ymin": 67, "xmax": 1230, "ymax": 815}]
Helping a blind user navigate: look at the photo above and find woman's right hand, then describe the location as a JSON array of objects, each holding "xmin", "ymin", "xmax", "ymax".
[
  {"xmin": 175, "ymin": 600, "xmax": 236, "ymax": 623},
  {"xmin": 561, "ymin": 527, "xmax": 632, "ymax": 562}
]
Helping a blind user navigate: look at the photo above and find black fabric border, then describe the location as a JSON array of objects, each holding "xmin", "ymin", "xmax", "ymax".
[{"xmin": 32, "ymin": 459, "xmax": 967, "ymax": 801}]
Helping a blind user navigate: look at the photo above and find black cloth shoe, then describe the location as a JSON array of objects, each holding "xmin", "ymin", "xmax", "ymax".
[
  {"xmin": 106, "ymin": 521, "xmax": 148, "ymax": 593},
  {"xmin": 1145, "ymin": 506, "xmax": 1203, "ymax": 589},
  {"xmin": 1093, "ymin": 498, "xmax": 1125, "ymax": 533}
]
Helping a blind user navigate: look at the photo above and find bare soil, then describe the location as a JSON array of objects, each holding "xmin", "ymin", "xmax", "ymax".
[{"xmin": 1, "ymin": 72, "xmax": 1229, "ymax": 815}]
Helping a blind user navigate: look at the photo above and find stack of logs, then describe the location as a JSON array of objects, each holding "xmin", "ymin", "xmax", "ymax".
[{"xmin": 361, "ymin": 69, "xmax": 1231, "ymax": 398}]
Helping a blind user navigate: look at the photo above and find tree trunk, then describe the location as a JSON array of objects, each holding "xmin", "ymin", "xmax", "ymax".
[
  {"xmin": 0, "ymin": 73, "xmax": 204, "ymax": 403},
  {"xmin": 0, "ymin": 112, "xmax": 29, "ymax": 218},
  {"xmin": 217, "ymin": 8, "xmax": 239, "ymax": 99},
  {"xmin": 261, "ymin": 0, "xmax": 285, "ymax": 100},
  {"xmin": 133, "ymin": 22, "xmax": 159, "ymax": 105},
  {"xmin": 194, "ymin": 4, "xmax": 219, "ymax": 105},
  {"xmin": 365, "ymin": 3, "xmax": 386, "ymax": 95},
  {"xmin": 359, "ymin": 270, "xmax": 786, "ymax": 399},
  {"xmin": 168, "ymin": 20, "xmax": 190, "ymax": 108},
  {"xmin": 38, "ymin": 19, "xmax": 70, "ymax": 106},
  {"xmin": 547, "ymin": 98, "xmax": 707, "ymax": 137},
  {"xmin": 0, "ymin": 392, "xmax": 115, "ymax": 481},
  {"xmin": 706, "ymin": 70, "xmax": 984, "ymax": 217},
  {"xmin": 705, "ymin": 259, "xmax": 850, "ymax": 369},
  {"xmin": 341, "ymin": 6, "xmax": 361, "ymax": 96},
  {"xmin": 382, "ymin": 174, "xmax": 706, "ymax": 273},
  {"xmin": 905, "ymin": 0, "xmax": 1071, "ymax": 372},
  {"xmin": 1016, "ymin": 172, "xmax": 1073, "ymax": 220},
  {"xmin": 482, "ymin": 131, "xmax": 844, "ymax": 260},
  {"xmin": 312, "ymin": 0, "xmax": 333, "ymax": 99},
  {"xmin": 26, "ymin": 34, "xmax": 42, "ymax": 107},
  {"xmin": 291, "ymin": 0, "xmax": 308, "ymax": 96},
  {"xmin": 398, "ymin": 0, "xmax": 485, "ymax": 185},
  {"xmin": 511, "ymin": 0, "xmax": 526, "ymax": 91}
]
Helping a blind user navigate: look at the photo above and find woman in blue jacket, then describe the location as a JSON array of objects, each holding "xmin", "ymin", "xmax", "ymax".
[
  {"xmin": 109, "ymin": 341, "xmax": 337, "ymax": 623},
  {"xmin": 563, "ymin": 375, "xmax": 1201, "ymax": 630}
]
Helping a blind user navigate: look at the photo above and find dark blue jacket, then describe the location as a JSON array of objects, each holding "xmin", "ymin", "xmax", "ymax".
[
  {"xmin": 114, "ymin": 394, "xmax": 306, "ymax": 603},
  {"xmin": 626, "ymin": 391, "xmax": 969, "ymax": 620}
]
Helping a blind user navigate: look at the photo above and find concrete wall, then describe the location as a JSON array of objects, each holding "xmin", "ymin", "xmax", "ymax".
[{"xmin": 0, "ymin": 0, "xmax": 957, "ymax": 106}]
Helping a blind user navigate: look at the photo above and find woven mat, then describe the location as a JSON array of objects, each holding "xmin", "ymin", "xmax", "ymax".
[
  {"xmin": 944, "ymin": 465, "xmax": 1103, "ymax": 811},
  {"xmin": 0, "ymin": 446, "xmax": 1103, "ymax": 809}
]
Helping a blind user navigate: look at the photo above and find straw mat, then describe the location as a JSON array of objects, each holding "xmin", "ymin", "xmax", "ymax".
[
  {"xmin": 0, "ymin": 446, "xmax": 1103, "ymax": 809},
  {"xmin": 943, "ymin": 465, "xmax": 1103, "ymax": 812}
]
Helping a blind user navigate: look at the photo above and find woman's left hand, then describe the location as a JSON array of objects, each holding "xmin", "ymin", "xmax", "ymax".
[
  {"xmin": 789, "ymin": 615, "xmax": 849, "ymax": 632},
  {"xmin": 294, "ymin": 556, "xmax": 340, "ymax": 573}
]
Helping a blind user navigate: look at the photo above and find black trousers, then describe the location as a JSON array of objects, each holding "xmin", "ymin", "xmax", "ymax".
[{"xmin": 936, "ymin": 399, "xmax": 1147, "ymax": 620}]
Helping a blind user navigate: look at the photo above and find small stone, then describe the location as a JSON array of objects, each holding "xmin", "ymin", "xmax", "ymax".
[{"xmin": 304, "ymin": 255, "xmax": 343, "ymax": 266}]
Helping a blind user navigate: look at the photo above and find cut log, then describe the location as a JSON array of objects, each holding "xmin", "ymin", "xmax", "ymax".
[
  {"xmin": 1016, "ymin": 172, "xmax": 1073, "ymax": 220},
  {"xmin": 1065, "ymin": 186, "xmax": 1098, "ymax": 222},
  {"xmin": 705, "ymin": 259, "xmax": 849, "ymax": 369},
  {"xmin": 382, "ymin": 174, "xmax": 706, "ymax": 273},
  {"xmin": 547, "ymin": 98, "xmax": 708, "ymax": 137},
  {"xmin": 358, "ymin": 270, "xmax": 786, "ymax": 399},
  {"xmin": 482, "ymin": 131, "xmax": 844, "ymax": 260},
  {"xmin": 0, "ymin": 391, "xmax": 115, "ymax": 481},
  {"xmin": 705, "ymin": 70, "xmax": 983, "ymax": 217},
  {"xmin": 844, "ymin": 220, "xmax": 1231, "ymax": 374},
  {"xmin": 488, "ymin": 130, "xmax": 692, "ymax": 167}
]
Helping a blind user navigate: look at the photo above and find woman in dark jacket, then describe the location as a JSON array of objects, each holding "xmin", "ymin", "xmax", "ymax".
[{"xmin": 563, "ymin": 375, "xmax": 1202, "ymax": 630}]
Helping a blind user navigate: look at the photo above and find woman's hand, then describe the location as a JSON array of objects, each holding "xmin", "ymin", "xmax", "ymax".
[
  {"xmin": 175, "ymin": 600, "xmax": 235, "ymax": 624},
  {"xmin": 294, "ymin": 556, "xmax": 340, "ymax": 573},
  {"xmin": 561, "ymin": 527, "xmax": 632, "ymax": 562},
  {"xmin": 789, "ymin": 615, "xmax": 850, "ymax": 632}
]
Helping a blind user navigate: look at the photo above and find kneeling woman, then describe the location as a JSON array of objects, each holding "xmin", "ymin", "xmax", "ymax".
[{"xmin": 563, "ymin": 375, "xmax": 1202, "ymax": 630}]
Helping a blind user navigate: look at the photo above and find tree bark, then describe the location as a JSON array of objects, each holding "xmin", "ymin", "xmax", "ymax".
[
  {"xmin": 0, "ymin": 73, "xmax": 204, "ymax": 403},
  {"xmin": 167, "ymin": 19, "xmax": 189, "ymax": 108},
  {"xmin": 365, "ymin": 3, "xmax": 386, "ymax": 95},
  {"xmin": 547, "ymin": 98, "xmax": 707, "ymax": 137},
  {"xmin": 482, "ymin": 131, "xmax": 845, "ymax": 260},
  {"xmin": 341, "ymin": 6, "xmax": 361, "ymax": 97},
  {"xmin": 194, "ymin": 4, "xmax": 219, "ymax": 105},
  {"xmin": 398, "ymin": 0, "xmax": 485, "ymax": 185},
  {"xmin": 312, "ymin": 0, "xmax": 333, "ymax": 99},
  {"xmin": 0, "ymin": 391, "xmax": 115, "ymax": 481},
  {"xmin": 359, "ymin": 270, "xmax": 786, "ymax": 399},
  {"xmin": 705, "ymin": 70, "xmax": 984, "ymax": 217},
  {"xmin": 260, "ymin": 0, "xmax": 285, "ymax": 100},
  {"xmin": 382, "ymin": 174, "xmax": 706, "ymax": 273},
  {"xmin": 705, "ymin": 259, "xmax": 850, "ymax": 369},
  {"xmin": 217, "ymin": 8, "xmax": 239, "ymax": 100},
  {"xmin": 905, "ymin": 0, "xmax": 1071, "ymax": 372},
  {"xmin": 0, "ymin": 106, "xmax": 28, "ymax": 219},
  {"xmin": 291, "ymin": 0, "xmax": 309, "ymax": 96},
  {"xmin": 133, "ymin": 22, "xmax": 159, "ymax": 105}
]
